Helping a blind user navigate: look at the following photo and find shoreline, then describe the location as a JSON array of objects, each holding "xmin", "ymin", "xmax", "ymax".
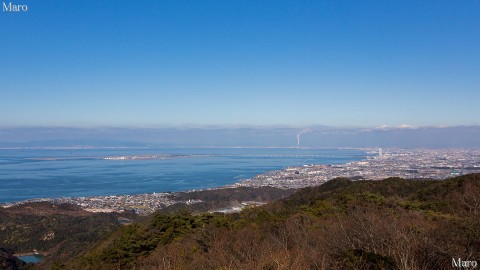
[
  {"xmin": 14, "ymin": 252, "xmax": 46, "ymax": 257},
  {"xmin": 2, "ymin": 148, "xmax": 480, "ymax": 214},
  {"xmin": 1, "ymin": 147, "xmax": 368, "ymax": 205},
  {"xmin": 1, "ymin": 148, "xmax": 370, "ymax": 207}
]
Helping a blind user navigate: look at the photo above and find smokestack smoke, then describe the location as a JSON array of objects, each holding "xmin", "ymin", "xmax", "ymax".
[{"xmin": 296, "ymin": 128, "xmax": 312, "ymax": 148}]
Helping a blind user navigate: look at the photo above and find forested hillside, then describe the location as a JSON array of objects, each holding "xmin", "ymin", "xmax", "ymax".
[{"xmin": 61, "ymin": 174, "xmax": 480, "ymax": 270}]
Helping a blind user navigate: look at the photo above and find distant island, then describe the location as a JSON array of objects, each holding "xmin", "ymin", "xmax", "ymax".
[
  {"xmin": 102, "ymin": 154, "xmax": 210, "ymax": 160},
  {"xmin": 3, "ymin": 148, "xmax": 480, "ymax": 215}
]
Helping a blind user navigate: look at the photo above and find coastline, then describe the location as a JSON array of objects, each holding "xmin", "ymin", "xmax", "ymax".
[
  {"xmin": 2, "ymin": 148, "xmax": 480, "ymax": 214},
  {"xmin": 0, "ymin": 147, "xmax": 365, "ymax": 204},
  {"xmin": 14, "ymin": 252, "xmax": 46, "ymax": 257}
]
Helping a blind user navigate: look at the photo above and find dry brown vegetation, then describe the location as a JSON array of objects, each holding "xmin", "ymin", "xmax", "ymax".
[{"xmin": 55, "ymin": 174, "xmax": 480, "ymax": 269}]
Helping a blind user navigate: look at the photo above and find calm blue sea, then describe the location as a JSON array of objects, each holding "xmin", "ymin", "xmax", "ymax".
[{"xmin": 0, "ymin": 148, "xmax": 367, "ymax": 203}]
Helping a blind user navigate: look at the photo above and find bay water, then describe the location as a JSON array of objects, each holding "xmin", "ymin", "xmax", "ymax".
[{"xmin": 0, "ymin": 147, "xmax": 367, "ymax": 203}]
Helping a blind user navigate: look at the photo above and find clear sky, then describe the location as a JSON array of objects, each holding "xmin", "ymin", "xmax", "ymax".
[{"xmin": 1, "ymin": 0, "xmax": 479, "ymax": 128}]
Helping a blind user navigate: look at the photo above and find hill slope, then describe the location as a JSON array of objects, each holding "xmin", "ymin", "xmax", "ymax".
[
  {"xmin": 0, "ymin": 203, "xmax": 138, "ymax": 269},
  {"xmin": 62, "ymin": 173, "xmax": 480, "ymax": 270}
]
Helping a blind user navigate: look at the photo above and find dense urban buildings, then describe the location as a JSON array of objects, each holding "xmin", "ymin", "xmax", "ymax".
[{"xmin": 3, "ymin": 148, "xmax": 479, "ymax": 214}]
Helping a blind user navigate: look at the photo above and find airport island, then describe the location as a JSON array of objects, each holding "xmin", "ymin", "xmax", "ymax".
[{"xmin": 3, "ymin": 148, "xmax": 479, "ymax": 215}]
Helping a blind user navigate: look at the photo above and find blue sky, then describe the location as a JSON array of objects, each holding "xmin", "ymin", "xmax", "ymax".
[{"xmin": 1, "ymin": 0, "xmax": 479, "ymax": 128}]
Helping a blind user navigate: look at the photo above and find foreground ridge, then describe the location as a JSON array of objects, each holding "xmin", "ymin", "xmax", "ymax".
[{"xmin": 56, "ymin": 173, "xmax": 480, "ymax": 270}]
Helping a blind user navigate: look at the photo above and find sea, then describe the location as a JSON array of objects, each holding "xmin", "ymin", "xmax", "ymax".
[{"xmin": 0, "ymin": 147, "xmax": 367, "ymax": 203}]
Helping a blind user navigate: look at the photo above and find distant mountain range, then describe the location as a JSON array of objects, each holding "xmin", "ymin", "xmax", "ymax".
[
  {"xmin": 0, "ymin": 139, "xmax": 150, "ymax": 148},
  {"xmin": 0, "ymin": 125, "xmax": 479, "ymax": 148}
]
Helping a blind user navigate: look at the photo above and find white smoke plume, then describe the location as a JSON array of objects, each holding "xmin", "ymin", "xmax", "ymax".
[{"xmin": 296, "ymin": 128, "xmax": 312, "ymax": 148}]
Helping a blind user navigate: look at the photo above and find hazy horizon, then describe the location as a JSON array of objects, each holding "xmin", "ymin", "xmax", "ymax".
[
  {"xmin": 1, "ymin": 125, "xmax": 480, "ymax": 148},
  {"xmin": 2, "ymin": 1, "xmax": 479, "ymax": 129}
]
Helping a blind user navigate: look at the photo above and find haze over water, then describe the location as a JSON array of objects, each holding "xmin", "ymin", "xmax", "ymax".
[{"xmin": 0, "ymin": 147, "xmax": 366, "ymax": 203}]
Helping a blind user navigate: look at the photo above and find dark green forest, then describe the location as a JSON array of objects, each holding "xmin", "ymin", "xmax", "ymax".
[{"xmin": 2, "ymin": 174, "xmax": 480, "ymax": 269}]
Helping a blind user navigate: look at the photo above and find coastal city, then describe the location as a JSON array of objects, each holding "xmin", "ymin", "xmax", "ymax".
[
  {"xmin": 2, "ymin": 148, "xmax": 480, "ymax": 214},
  {"xmin": 234, "ymin": 148, "xmax": 480, "ymax": 188}
]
